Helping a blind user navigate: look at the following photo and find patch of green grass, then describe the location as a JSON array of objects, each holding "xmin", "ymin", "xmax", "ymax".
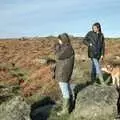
[
  {"xmin": 48, "ymin": 111, "xmax": 69, "ymax": 120},
  {"xmin": 0, "ymin": 63, "xmax": 28, "ymax": 77},
  {"xmin": 103, "ymin": 73, "xmax": 112, "ymax": 85},
  {"xmin": 0, "ymin": 63, "xmax": 29, "ymax": 85},
  {"xmin": 72, "ymin": 60, "xmax": 91, "ymax": 84},
  {"xmin": 25, "ymin": 93, "xmax": 44, "ymax": 105},
  {"xmin": 9, "ymin": 66, "xmax": 29, "ymax": 83}
]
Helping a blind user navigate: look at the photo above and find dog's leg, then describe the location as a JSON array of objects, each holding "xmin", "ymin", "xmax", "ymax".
[
  {"xmin": 112, "ymin": 75, "xmax": 115, "ymax": 86},
  {"xmin": 116, "ymin": 76, "xmax": 120, "ymax": 87}
]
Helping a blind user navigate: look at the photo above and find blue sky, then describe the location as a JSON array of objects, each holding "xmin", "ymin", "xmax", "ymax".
[{"xmin": 0, "ymin": 0, "xmax": 120, "ymax": 38}]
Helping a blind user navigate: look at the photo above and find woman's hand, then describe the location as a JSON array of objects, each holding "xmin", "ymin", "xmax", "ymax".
[{"xmin": 100, "ymin": 55, "xmax": 104, "ymax": 61}]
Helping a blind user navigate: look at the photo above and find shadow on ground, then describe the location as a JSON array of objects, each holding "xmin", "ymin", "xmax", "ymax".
[
  {"xmin": 30, "ymin": 97, "xmax": 55, "ymax": 120},
  {"xmin": 30, "ymin": 74, "xmax": 117, "ymax": 120},
  {"xmin": 30, "ymin": 81, "xmax": 92, "ymax": 120}
]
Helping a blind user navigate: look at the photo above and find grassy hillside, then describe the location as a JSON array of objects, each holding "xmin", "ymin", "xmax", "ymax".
[{"xmin": 0, "ymin": 37, "xmax": 120, "ymax": 100}]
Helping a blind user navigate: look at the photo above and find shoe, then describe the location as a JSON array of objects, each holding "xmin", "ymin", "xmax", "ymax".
[{"xmin": 96, "ymin": 74, "xmax": 106, "ymax": 86}]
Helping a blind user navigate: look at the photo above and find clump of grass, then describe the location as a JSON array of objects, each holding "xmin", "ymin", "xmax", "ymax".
[
  {"xmin": 0, "ymin": 63, "xmax": 12, "ymax": 71},
  {"xmin": 0, "ymin": 63, "xmax": 29, "ymax": 85},
  {"xmin": 9, "ymin": 66, "xmax": 29, "ymax": 84}
]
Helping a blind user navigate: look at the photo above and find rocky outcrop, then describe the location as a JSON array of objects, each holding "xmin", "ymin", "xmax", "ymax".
[
  {"xmin": 0, "ymin": 84, "xmax": 119, "ymax": 120},
  {"xmin": 0, "ymin": 85, "xmax": 31, "ymax": 120},
  {"xmin": 70, "ymin": 85, "xmax": 118, "ymax": 120},
  {"xmin": 0, "ymin": 96, "xmax": 31, "ymax": 120}
]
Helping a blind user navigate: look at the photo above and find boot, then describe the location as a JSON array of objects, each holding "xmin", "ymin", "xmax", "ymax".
[
  {"xmin": 69, "ymin": 84, "xmax": 76, "ymax": 112},
  {"xmin": 69, "ymin": 84, "xmax": 76, "ymax": 102},
  {"xmin": 91, "ymin": 73, "xmax": 96, "ymax": 84},
  {"xmin": 69, "ymin": 94, "xmax": 76, "ymax": 113},
  {"xmin": 57, "ymin": 98, "xmax": 70, "ymax": 116},
  {"xmin": 96, "ymin": 74, "xmax": 105, "ymax": 85},
  {"xmin": 91, "ymin": 73, "xmax": 100, "ymax": 86}
]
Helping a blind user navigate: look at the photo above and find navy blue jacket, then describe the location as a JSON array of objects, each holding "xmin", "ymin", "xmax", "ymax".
[{"xmin": 83, "ymin": 31, "xmax": 105, "ymax": 59}]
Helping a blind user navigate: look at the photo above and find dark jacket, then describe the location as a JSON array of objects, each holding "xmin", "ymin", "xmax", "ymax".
[
  {"xmin": 55, "ymin": 44, "xmax": 75, "ymax": 82},
  {"xmin": 83, "ymin": 31, "xmax": 105, "ymax": 59}
]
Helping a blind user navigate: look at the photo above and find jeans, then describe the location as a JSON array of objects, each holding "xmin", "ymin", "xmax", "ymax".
[
  {"xmin": 58, "ymin": 82, "xmax": 75, "ymax": 99},
  {"xmin": 91, "ymin": 58, "xmax": 103, "ymax": 81}
]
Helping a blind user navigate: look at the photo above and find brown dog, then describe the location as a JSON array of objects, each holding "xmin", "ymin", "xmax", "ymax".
[{"xmin": 102, "ymin": 64, "xmax": 120, "ymax": 87}]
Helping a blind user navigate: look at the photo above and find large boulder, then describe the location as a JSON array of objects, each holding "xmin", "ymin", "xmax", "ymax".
[
  {"xmin": 70, "ymin": 85, "xmax": 118, "ymax": 120},
  {"xmin": 0, "ymin": 96, "xmax": 31, "ymax": 120}
]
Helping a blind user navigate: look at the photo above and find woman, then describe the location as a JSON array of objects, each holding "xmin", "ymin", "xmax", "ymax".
[
  {"xmin": 55, "ymin": 33, "xmax": 75, "ymax": 116},
  {"xmin": 83, "ymin": 22, "xmax": 105, "ymax": 85}
]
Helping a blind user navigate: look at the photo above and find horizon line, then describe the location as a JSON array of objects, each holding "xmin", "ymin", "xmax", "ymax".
[{"xmin": 0, "ymin": 34, "xmax": 120, "ymax": 39}]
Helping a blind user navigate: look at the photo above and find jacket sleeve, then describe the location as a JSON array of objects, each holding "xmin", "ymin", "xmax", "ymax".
[
  {"xmin": 101, "ymin": 34, "xmax": 105, "ymax": 56},
  {"xmin": 56, "ymin": 49, "xmax": 65, "ymax": 59},
  {"xmin": 55, "ymin": 45, "xmax": 66, "ymax": 59},
  {"xmin": 55, "ymin": 45, "xmax": 74, "ymax": 60},
  {"xmin": 83, "ymin": 31, "xmax": 91, "ymax": 46}
]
